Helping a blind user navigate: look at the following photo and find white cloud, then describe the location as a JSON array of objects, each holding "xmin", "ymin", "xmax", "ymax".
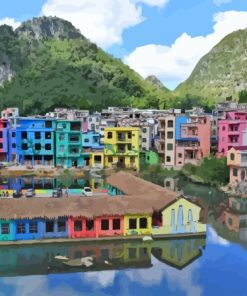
[
  {"xmin": 136, "ymin": 0, "xmax": 170, "ymax": 7},
  {"xmin": 41, "ymin": 0, "xmax": 169, "ymax": 48},
  {"xmin": 0, "ymin": 17, "xmax": 20, "ymax": 29},
  {"xmin": 208, "ymin": 227, "xmax": 230, "ymax": 246},
  {"xmin": 214, "ymin": 0, "xmax": 232, "ymax": 6},
  {"xmin": 124, "ymin": 10, "xmax": 247, "ymax": 88}
]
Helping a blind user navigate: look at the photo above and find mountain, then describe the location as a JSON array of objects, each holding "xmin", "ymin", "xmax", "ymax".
[
  {"xmin": 145, "ymin": 75, "xmax": 170, "ymax": 92},
  {"xmin": 176, "ymin": 28, "xmax": 247, "ymax": 104},
  {"xmin": 0, "ymin": 16, "xmax": 170, "ymax": 115}
]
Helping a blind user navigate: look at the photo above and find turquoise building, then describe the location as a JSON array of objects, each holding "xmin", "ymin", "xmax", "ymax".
[
  {"xmin": 0, "ymin": 220, "xmax": 14, "ymax": 241},
  {"xmin": 55, "ymin": 120, "xmax": 83, "ymax": 168}
]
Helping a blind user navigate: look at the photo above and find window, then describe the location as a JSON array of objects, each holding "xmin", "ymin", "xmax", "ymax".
[
  {"xmin": 29, "ymin": 222, "xmax": 38, "ymax": 233},
  {"xmin": 129, "ymin": 218, "xmax": 137, "ymax": 229},
  {"xmin": 35, "ymin": 143, "xmax": 41, "ymax": 150},
  {"xmin": 166, "ymin": 181, "xmax": 171, "ymax": 187},
  {"xmin": 108, "ymin": 156, "xmax": 113, "ymax": 163},
  {"xmin": 12, "ymin": 132, "xmax": 16, "ymax": 137},
  {"xmin": 228, "ymin": 218, "xmax": 233, "ymax": 225},
  {"xmin": 167, "ymin": 132, "xmax": 173, "ymax": 139},
  {"xmin": 127, "ymin": 144, "xmax": 132, "ymax": 150},
  {"xmin": 86, "ymin": 219, "xmax": 94, "ymax": 231},
  {"xmin": 142, "ymin": 138, "xmax": 147, "ymax": 143},
  {"xmin": 230, "ymin": 153, "xmax": 235, "ymax": 161},
  {"xmin": 84, "ymin": 138, "xmax": 89, "ymax": 143},
  {"xmin": 140, "ymin": 217, "xmax": 147, "ymax": 229},
  {"xmin": 45, "ymin": 144, "xmax": 51, "ymax": 150},
  {"xmin": 94, "ymin": 155, "xmax": 101, "ymax": 162},
  {"xmin": 166, "ymin": 156, "xmax": 171, "ymax": 162},
  {"xmin": 45, "ymin": 121, "xmax": 52, "ymax": 128},
  {"xmin": 21, "ymin": 131, "xmax": 27, "ymax": 139},
  {"xmin": 17, "ymin": 222, "xmax": 25, "ymax": 234},
  {"xmin": 142, "ymin": 128, "xmax": 147, "ymax": 133},
  {"xmin": 0, "ymin": 143, "xmax": 2, "ymax": 149},
  {"xmin": 0, "ymin": 132, "xmax": 2, "ymax": 138},
  {"xmin": 35, "ymin": 132, "xmax": 41, "ymax": 139},
  {"xmin": 167, "ymin": 120, "xmax": 173, "ymax": 128},
  {"xmin": 70, "ymin": 135, "xmax": 79, "ymax": 142},
  {"xmin": 101, "ymin": 219, "xmax": 109, "ymax": 230},
  {"xmin": 59, "ymin": 134, "xmax": 65, "ymax": 141},
  {"xmin": 59, "ymin": 146, "xmax": 65, "ymax": 153},
  {"xmin": 128, "ymin": 132, "xmax": 132, "ymax": 139},
  {"xmin": 74, "ymin": 220, "xmax": 82, "ymax": 231},
  {"xmin": 242, "ymin": 154, "xmax": 247, "ymax": 162},
  {"xmin": 89, "ymin": 118, "xmax": 92, "ymax": 122},
  {"xmin": 57, "ymin": 220, "xmax": 66, "ymax": 232},
  {"xmin": 45, "ymin": 221, "xmax": 54, "ymax": 233},
  {"xmin": 107, "ymin": 132, "xmax": 112, "ymax": 139},
  {"xmin": 1, "ymin": 223, "xmax": 10, "ymax": 234},
  {"xmin": 128, "ymin": 248, "xmax": 137, "ymax": 259},
  {"xmin": 233, "ymin": 168, "xmax": 238, "ymax": 177},
  {"xmin": 167, "ymin": 143, "xmax": 173, "ymax": 151},
  {"xmin": 222, "ymin": 126, "xmax": 225, "ymax": 131},
  {"xmin": 22, "ymin": 143, "xmax": 28, "ymax": 150},
  {"xmin": 178, "ymin": 153, "xmax": 182, "ymax": 158},
  {"xmin": 12, "ymin": 143, "xmax": 16, "ymax": 148},
  {"xmin": 113, "ymin": 219, "xmax": 121, "ymax": 230},
  {"xmin": 45, "ymin": 132, "xmax": 51, "ymax": 139}
]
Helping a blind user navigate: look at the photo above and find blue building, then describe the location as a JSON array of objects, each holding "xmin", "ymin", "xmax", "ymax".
[
  {"xmin": 175, "ymin": 116, "xmax": 188, "ymax": 140},
  {"xmin": 82, "ymin": 131, "xmax": 103, "ymax": 149},
  {"xmin": 16, "ymin": 118, "xmax": 56, "ymax": 166}
]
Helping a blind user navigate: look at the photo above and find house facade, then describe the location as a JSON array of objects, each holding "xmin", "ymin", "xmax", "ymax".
[
  {"xmin": 55, "ymin": 120, "xmax": 83, "ymax": 168},
  {"xmin": 218, "ymin": 111, "xmax": 247, "ymax": 156},
  {"xmin": 104, "ymin": 127, "xmax": 140, "ymax": 170},
  {"xmin": 227, "ymin": 146, "xmax": 247, "ymax": 186},
  {"xmin": 16, "ymin": 118, "xmax": 56, "ymax": 166}
]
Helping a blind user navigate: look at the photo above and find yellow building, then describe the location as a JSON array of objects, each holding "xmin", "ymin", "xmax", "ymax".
[
  {"xmin": 90, "ymin": 150, "xmax": 104, "ymax": 169},
  {"xmin": 152, "ymin": 197, "xmax": 206, "ymax": 236},
  {"xmin": 104, "ymin": 127, "xmax": 140, "ymax": 170},
  {"xmin": 124, "ymin": 214, "xmax": 152, "ymax": 236}
]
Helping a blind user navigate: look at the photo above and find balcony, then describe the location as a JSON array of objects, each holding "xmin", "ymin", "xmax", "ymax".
[{"xmin": 158, "ymin": 125, "xmax": 165, "ymax": 132}]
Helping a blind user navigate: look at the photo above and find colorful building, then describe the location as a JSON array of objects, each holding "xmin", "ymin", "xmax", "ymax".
[
  {"xmin": 175, "ymin": 115, "xmax": 211, "ymax": 167},
  {"xmin": 0, "ymin": 119, "xmax": 11, "ymax": 162},
  {"xmin": 0, "ymin": 172, "xmax": 207, "ymax": 243},
  {"xmin": 227, "ymin": 146, "xmax": 247, "ymax": 187},
  {"xmin": 104, "ymin": 127, "xmax": 140, "ymax": 170},
  {"xmin": 55, "ymin": 120, "xmax": 83, "ymax": 168},
  {"xmin": 218, "ymin": 111, "xmax": 247, "ymax": 156},
  {"xmin": 15, "ymin": 118, "xmax": 56, "ymax": 166},
  {"xmin": 140, "ymin": 151, "xmax": 159, "ymax": 166}
]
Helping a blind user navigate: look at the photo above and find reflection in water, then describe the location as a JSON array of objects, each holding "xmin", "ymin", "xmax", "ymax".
[{"xmin": 0, "ymin": 237, "xmax": 206, "ymax": 277}]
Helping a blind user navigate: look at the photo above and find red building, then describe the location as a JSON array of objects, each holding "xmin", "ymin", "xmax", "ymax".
[{"xmin": 68, "ymin": 215, "xmax": 124, "ymax": 238}]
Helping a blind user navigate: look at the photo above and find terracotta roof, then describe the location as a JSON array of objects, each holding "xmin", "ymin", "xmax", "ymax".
[{"xmin": 0, "ymin": 196, "xmax": 155, "ymax": 220}]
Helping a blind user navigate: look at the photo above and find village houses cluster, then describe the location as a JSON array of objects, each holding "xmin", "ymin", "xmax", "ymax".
[{"xmin": 1, "ymin": 101, "xmax": 247, "ymax": 188}]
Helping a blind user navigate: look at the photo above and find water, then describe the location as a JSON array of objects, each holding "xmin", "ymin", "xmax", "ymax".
[
  {"xmin": 0, "ymin": 228, "xmax": 246, "ymax": 295},
  {"xmin": 0, "ymin": 176, "xmax": 247, "ymax": 295}
]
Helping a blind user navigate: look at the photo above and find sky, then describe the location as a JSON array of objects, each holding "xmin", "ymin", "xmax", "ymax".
[{"xmin": 0, "ymin": 0, "xmax": 247, "ymax": 90}]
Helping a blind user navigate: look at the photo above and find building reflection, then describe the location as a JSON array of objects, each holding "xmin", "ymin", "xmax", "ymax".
[{"xmin": 0, "ymin": 237, "xmax": 206, "ymax": 277}]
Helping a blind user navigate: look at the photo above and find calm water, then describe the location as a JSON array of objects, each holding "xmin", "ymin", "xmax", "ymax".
[
  {"xmin": 0, "ymin": 227, "xmax": 246, "ymax": 296},
  {"xmin": 0, "ymin": 176, "xmax": 247, "ymax": 295}
]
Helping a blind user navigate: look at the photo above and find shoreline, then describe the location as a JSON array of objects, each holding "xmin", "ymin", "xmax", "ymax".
[{"xmin": 0, "ymin": 232, "xmax": 206, "ymax": 246}]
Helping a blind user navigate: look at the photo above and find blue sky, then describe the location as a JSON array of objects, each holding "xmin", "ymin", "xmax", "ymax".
[{"xmin": 0, "ymin": 0, "xmax": 247, "ymax": 89}]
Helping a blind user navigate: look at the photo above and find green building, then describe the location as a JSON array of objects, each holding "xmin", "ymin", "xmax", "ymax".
[
  {"xmin": 55, "ymin": 120, "xmax": 83, "ymax": 168},
  {"xmin": 140, "ymin": 151, "xmax": 159, "ymax": 166}
]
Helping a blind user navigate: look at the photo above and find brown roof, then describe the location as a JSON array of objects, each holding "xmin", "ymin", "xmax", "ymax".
[
  {"xmin": 107, "ymin": 171, "xmax": 179, "ymax": 199},
  {"xmin": 0, "ymin": 196, "xmax": 155, "ymax": 220}
]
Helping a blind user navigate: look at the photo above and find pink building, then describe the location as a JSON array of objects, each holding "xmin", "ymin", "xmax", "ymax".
[
  {"xmin": 218, "ymin": 111, "xmax": 247, "ymax": 156},
  {"xmin": 227, "ymin": 146, "xmax": 247, "ymax": 187},
  {"xmin": 175, "ymin": 115, "xmax": 211, "ymax": 166}
]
